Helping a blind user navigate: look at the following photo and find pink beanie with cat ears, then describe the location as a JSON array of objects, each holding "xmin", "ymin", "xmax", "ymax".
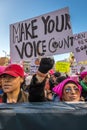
[
  {"xmin": 0, "ymin": 66, "xmax": 6, "ymax": 75},
  {"xmin": 80, "ymin": 71, "xmax": 87, "ymax": 79},
  {"xmin": 53, "ymin": 78, "xmax": 82, "ymax": 100}
]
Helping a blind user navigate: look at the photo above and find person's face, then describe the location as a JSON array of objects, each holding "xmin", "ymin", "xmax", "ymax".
[
  {"xmin": 1, "ymin": 74, "xmax": 23, "ymax": 93},
  {"xmin": 62, "ymin": 83, "xmax": 81, "ymax": 102},
  {"xmin": 83, "ymin": 75, "xmax": 87, "ymax": 83}
]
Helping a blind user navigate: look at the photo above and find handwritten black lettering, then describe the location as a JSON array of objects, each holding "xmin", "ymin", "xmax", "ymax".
[
  {"xmin": 41, "ymin": 13, "xmax": 71, "ymax": 35},
  {"xmin": 15, "ymin": 40, "xmax": 46, "ymax": 59},
  {"xmin": 48, "ymin": 36, "xmax": 73, "ymax": 53},
  {"xmin": 13, "ymin": 19, "xmax": 38, "ymax": 43},
  {"xmin": 74, "ymin": 33, "xmax": 85, "ymax": 40}
]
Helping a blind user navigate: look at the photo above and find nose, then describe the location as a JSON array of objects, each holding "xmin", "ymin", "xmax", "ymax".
[{"xmin": 70, "ymin": 88, "xmax": 76, "ymax": 94}]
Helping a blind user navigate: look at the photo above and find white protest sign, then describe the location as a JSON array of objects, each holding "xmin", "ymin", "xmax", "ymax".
[
  {"xmin": 10, "ymin": 7, "xmax": 73, "ymax": 62},
  {"xmin": 70, "ymin": 65, "xmax": 78, "ymax": 75},
  {"xmin": 73, "ymin": 32, "xmax": 87, "ymax": 62},
  {"xmin": 77, "ymin": 64, "xmax": 87, "ymax": 73},
  {"xmin": 29, "ymin": 58, "xmax": 39, "ymax": 74},
  {"xmin": 70, "ymin": 64, "xmax": 87, "ymax": 75}
]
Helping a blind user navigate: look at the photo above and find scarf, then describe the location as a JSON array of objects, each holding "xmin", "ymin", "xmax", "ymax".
[{"xmin": 80, "ymin": 80, "xmax": 87, "ymax": 91}]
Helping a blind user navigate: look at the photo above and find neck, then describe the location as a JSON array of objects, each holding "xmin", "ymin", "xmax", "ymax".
[{"xmin": 7, "ymin": 87, "xmax": 20, "ymax": 103}]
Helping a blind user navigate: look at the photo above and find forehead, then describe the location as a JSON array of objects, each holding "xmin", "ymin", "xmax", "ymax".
[
  {"xmin": 0, "ymin": 74, "xmax": 15, "ymax": 78},
  {"xmin": 64, "ymin": 82, "xmax": 77, "ymax": 88},
  {"xmin": 84, "ymin": 75, "xmax": 87, "ymax": 78}
]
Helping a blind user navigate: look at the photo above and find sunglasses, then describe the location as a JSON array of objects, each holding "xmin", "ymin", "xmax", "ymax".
[{"xmin": 65, "ymin": 87, "xmax": 79, "ymax": 93}]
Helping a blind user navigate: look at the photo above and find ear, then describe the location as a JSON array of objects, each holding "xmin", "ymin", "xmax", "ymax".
[{"xmin": 20, "ymin": 77, "xmax": 24, "ymax": 83}]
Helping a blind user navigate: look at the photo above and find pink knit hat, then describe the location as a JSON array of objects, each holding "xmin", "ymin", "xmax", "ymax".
[
  {"xmin": 0, "ymin": 66, "xmax": 6, "ymax": 75},
  {"xmin": 49, "ymin": 69, "xmax": 55, "ymax": 75},
  {"xmin": 80, "ymin": 71, "xmax": 87, "ymax": 79},
  {"xmin": 53, "ymin": 78, "xmax": 82, "ymax": 100}
]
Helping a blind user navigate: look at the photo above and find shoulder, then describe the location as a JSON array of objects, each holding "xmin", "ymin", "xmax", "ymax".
[
  {"xmin": 52, "ymin": 93, "xmax": 60, "ymax": 102},
  {"xmin": 18, "ymin": 89, "xmax": 29, "ymax": 103}
]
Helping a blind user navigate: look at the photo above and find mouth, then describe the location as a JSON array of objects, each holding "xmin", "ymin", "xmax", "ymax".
[
  {"xmin": 3, "ymin": 86, "xmax": 9, "ymax": 90},
  {"xmin": 70, "ymin": 95, "xmax": 77, "ymax": 100},
  {"xmin": 3, "ymin": 85, "xmax": 12, "ymax": 89}
]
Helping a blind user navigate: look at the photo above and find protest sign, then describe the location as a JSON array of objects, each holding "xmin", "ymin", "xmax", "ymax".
[
  {"xmin": 73, "ymin": 32, "xmax": 87, "ymax": 62},
  {"xmin": 55, "ymin": 61, "xmax": 70, "ymax": 73},
  {"xmin": 10, "ymin": 7, "xmax": 73, "ymax": 62}
]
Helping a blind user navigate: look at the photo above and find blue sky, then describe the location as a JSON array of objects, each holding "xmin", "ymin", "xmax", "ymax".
[{"xmin": 0, "ymin": 0, "xmax": 87, "ymax": 61}]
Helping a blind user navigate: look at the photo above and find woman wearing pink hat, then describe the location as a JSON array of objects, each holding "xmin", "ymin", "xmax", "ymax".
[
  {"xmin": 80, "ymin": 71, "xmax": 87, "ymax": 101},
  {"xmin": 53, "ymin": 78, "xmax": 84, "ymax": 102}
]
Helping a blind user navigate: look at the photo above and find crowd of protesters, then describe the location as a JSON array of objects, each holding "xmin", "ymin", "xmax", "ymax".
[{"xmin": 0, "ymin": 57, "xmax": 87, "ymax": 103}]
